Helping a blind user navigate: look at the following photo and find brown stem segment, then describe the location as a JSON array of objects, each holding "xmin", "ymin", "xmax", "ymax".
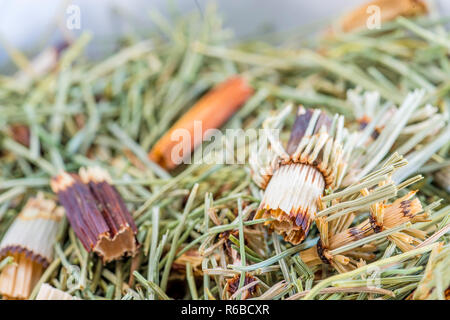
[
  {"xmin": 51, "ymin": 168, "xmax": 139, "ymax": 263},
  {"xmin": 286, "ymin": 108, "xmax": 331, "ymax": 155}
]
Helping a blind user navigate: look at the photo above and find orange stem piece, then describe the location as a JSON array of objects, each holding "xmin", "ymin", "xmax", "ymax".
[{"xmin": 149, "ymin": 76, "xmax": 254, "ymax": 170}]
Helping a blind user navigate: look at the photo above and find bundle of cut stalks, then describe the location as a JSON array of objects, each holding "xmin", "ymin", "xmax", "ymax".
[{"xmin": 0, "ymin": 193, "xmax": 63, "ymax": 299}]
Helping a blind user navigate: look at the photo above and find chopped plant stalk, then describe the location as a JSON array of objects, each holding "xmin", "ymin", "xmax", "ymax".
[
  {"xmin": 149, "ymin": 76, "xmax": 254, "ymax": 169},
  {"xmin": 51, "ymin": 167, "xmax": 140, "ymax": 263},
  {"xmin": 0, "ymin": 193, "xmax": 63, "ymax": 299}
]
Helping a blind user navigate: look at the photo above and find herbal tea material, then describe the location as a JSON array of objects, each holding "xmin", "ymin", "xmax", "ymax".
[{"xmin": 0, "ymin": 1, "xmax": 448, "ymax": 301}]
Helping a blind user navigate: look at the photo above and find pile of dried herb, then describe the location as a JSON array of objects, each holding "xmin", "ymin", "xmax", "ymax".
[{"xmin": 0, "ymin": 1, "xmax": 448, "ymax": 300}]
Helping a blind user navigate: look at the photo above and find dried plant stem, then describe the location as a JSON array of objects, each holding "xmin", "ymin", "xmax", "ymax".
[
  {"xmin": 287, "ymin": 285, "xmax": 395, "ymax": 300},
  {"xmin": 303, "ymin": 243, "xmax": 439, "ymax": 300},
  {"xmin": 160, "ymin": 183, "xmax": 199, "ymax": 291}
]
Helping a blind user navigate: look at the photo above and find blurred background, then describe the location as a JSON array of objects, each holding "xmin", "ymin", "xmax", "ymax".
[{"xmin": 1, "ymin": 0, "xmax": 450, "ymax": 70}]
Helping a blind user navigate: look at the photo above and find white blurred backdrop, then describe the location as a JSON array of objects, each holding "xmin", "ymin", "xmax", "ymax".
[{"xmin": 0, "ymin": 0, "xmax": 449, "ymax": 68}]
